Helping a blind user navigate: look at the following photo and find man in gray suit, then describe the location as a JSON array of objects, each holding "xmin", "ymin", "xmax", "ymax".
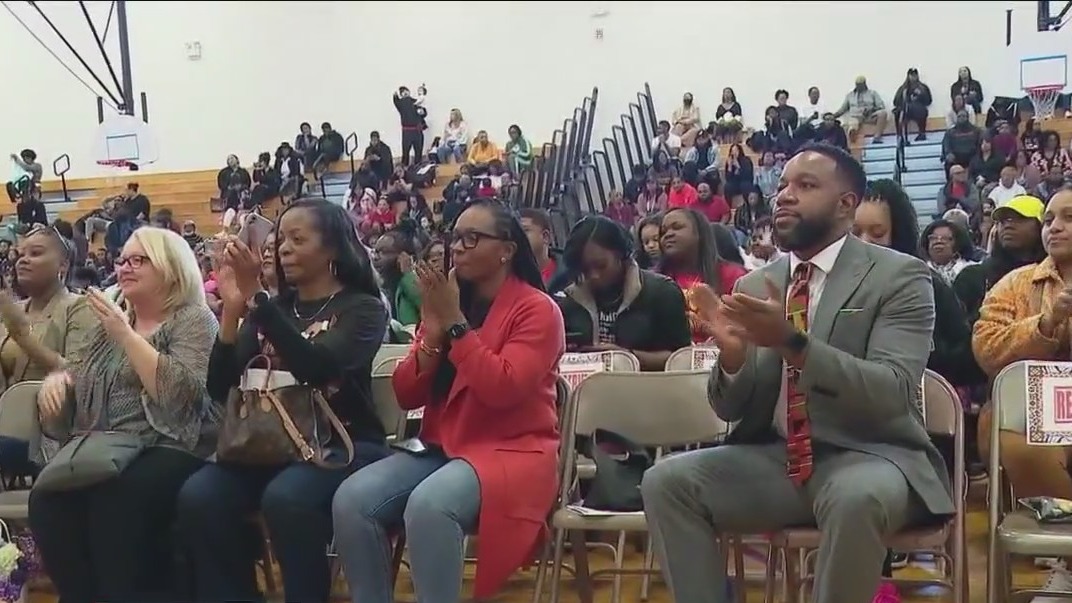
[{"xmin": 641, "ymin": 143, "xmax": 953, "ymax": 603}]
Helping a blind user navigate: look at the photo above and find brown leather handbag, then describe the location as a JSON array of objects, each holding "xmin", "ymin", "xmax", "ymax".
[{"xmin": 216, "ymin": 354, "xmax": 354, "ymax": 468}]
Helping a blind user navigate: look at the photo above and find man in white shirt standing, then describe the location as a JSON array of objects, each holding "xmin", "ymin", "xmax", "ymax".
[
  {"xmin": 987, "ymin": 165, "xmax": 1027, "ymax": 206},
  {"xmin": 640, "ymin": 143, "xmax": 952, "ymax": 603}
]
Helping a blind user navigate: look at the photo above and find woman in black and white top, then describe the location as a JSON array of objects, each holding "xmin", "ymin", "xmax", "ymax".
[{"xmin": 176, "ymin": 197, "xmax": 391, "ymax": 603}]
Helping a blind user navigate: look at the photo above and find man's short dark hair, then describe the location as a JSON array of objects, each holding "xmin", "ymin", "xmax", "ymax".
[
  {"xmin": 518, "ymin": 208, "xmax": 551, "ymax": 232},
  {"xmin": 126, "ymin": 182, "xmax": 139, "ymax": 193},
  {"xmin": 775, "ymin": 89, "xmax": 789, "ymax": 99},
  {"xmin": 792, "ymin": 142, "xmax": 867, "ymax": 201}
]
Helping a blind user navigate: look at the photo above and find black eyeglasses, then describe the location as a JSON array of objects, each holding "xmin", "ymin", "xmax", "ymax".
[
  {"xmin": 114, "ymin": 254, "xmax": 151, "ymax": 269},
  {"xmin": 451, "ymin": 230, "xmax": 505, "ymax": 250}
]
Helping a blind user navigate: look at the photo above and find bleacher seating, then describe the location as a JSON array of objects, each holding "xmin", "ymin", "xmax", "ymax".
[{"xmin": 859, "ymin": 116, "xmax": 949, "ymax": 226}]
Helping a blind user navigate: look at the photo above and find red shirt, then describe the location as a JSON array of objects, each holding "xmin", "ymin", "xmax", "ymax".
[
  {"xmin": 539, "ymin": 257, "xmax": 557, "ymax": 285},
  {"xmin": 667, "ymin": 183, "xmax": 698, "ymax": 209},
  {"xmin": 692, "ymin": 195, "xmax": 731, "ymax": 224},
  {"xmin": 368, "ymin": 208, "xmax": 396, "ymax": 228},
  {"xmin": 604, "ymin": 202, "xmax": 638, "ymax": 228}
]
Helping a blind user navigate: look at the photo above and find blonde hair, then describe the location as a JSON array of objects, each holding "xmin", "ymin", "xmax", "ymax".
[{"xmin": 127, "ymin": 226, "xmax": 206, "ymax": 311}]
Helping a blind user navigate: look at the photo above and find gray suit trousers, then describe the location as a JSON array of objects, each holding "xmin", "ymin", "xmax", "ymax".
[{"xmin": 641, "ymin": 443, "xmax": 929, "ymax": 603}]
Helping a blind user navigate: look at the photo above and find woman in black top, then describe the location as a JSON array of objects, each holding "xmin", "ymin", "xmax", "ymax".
[
  {"xmin": 557, "ymin": 216, "xmax": 690, "ymax": 370},
  {"xmin": 176, "ymin": 198, "xmax": 390, "ymax": 603}
]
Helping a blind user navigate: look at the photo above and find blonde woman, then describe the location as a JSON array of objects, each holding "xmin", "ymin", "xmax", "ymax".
[
  {"xmin": 437, "ymin": 108, "xmax": 469, "ymax": 164},
  {"xmin": 30, "ymin": 226, "xmax": 219, "ymax": 603}
]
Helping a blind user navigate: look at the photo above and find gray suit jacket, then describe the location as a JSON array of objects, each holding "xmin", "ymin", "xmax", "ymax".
[{"xmin": 710, "ymin": 236, "xmax": 954, "ymax": 516}]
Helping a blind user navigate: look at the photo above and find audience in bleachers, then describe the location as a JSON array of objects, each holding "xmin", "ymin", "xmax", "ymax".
[
  {"xmin": 835, "ymin": 75, "xmax": 889, "ymax": 144},
  {"xmin": 893, "ymin": 68, "xmax": 933, "ymax": 142}
]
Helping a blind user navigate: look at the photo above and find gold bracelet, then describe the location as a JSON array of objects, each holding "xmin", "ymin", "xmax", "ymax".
[{"xmin": 418, "ymin": 340, "xmax": 442, "ymax": 356}]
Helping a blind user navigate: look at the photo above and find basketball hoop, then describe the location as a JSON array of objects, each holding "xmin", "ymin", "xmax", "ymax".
[
  {"xmin": 92, "ymin": 113, "xmax": 160, "ymax": 169},
  {"xmin": 1026, "ymin": 85, "xmax": 1063, "ymax": 119}
]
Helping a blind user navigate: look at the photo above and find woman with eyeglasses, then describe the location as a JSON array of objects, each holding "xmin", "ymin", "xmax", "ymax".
[
  {"xmin": 0, "ymin": 224, "xmax": 95, "ymax": 480},
  {"xmin": 177, "ymin": 198, "xmax": 391, "ymax": 603},
  {"xmin": 29, "ymin": 226, "xmax": 218, "ymax": 603},
  {"xmin": 333, "ymin": 198, "xmax": 564, "ymax": 603}
]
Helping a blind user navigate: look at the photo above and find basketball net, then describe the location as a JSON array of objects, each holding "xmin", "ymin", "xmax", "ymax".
[
  {"xmin": 96, "ymin": 158, "xmax": 137, "ymax": 170},
  {"xmin": 1026, "ymin": 85, "xmax": 1062, "ymax": 120}
]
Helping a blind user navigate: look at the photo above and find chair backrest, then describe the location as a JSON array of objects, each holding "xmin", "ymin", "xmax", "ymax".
[
  {"xmin": 373, "ymin": 344, "xmax": 411, "ymax": 371},
  {"xmin": 920, "ymin": 369, "xmax": 960, "ymax": 438},
  {"xmin": 991, "ymin": 360, "xmax": 1031, "ymax": 434},
  {"xmin": 0, "ymin": 381, "xmax": 42, "ymax": 452},
  {"xmin": 664, "ymin": 345, "xmax": 721, "ymax": 371},
  {"xmin": 370, "ymin": 374, "xmax": 406, "ymax": 440}
]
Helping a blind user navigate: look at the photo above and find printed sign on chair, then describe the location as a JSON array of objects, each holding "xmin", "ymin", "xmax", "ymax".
[
  {"xmin": 1026, "ymin": 361, "xmax": 1072, "ymax": 445},
  {"xmin": 690, "ymin": 346, "xmax": 720, "ymax": 370},
  {"xmin": 559, "ymin": 352, "xmax": 610, "ymax": 389}
]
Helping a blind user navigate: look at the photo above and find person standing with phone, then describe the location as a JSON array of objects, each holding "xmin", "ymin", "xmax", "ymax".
[{"xmin": 393, "ymin": 84, "xmax": 427, "ymax": 166}]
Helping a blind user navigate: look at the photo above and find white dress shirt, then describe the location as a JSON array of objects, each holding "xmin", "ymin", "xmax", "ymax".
[{"xmin": 722, "ymin": 235, "xmax": 849, "ymax": 437}]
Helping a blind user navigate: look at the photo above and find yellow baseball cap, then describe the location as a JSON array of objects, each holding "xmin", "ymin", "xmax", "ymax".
[{"xmin": 993, "ymin": 195, "xmax": 1045, "ymax": 222}]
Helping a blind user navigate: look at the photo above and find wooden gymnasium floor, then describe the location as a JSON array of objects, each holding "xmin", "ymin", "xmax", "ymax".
[{"xmin": 25, "ymin": 481, "xmax": 1050, "ymax": 602}]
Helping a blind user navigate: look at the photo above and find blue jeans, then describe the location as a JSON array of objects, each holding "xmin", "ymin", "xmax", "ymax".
[
  {"xmin": 436, "ymin": 143, "xmax": 466, "ymax": 164},
  {"xmin": 175, "ymin": 440, "xmax": 388, "ymax": 603},
  {"xmin": 332, "ymin": 451, "xmax": 481, "ymax": 603}
]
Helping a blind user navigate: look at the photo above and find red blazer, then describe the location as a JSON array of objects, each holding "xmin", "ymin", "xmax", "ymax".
[{"xmin": 393, "ymin": 275, "xmax": 565, "ymax": 597}]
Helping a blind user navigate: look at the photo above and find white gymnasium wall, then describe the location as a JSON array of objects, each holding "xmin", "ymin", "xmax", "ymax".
[{"xmin": 1, "ymin": 0, "xmax": 1066, "ymax": 179}]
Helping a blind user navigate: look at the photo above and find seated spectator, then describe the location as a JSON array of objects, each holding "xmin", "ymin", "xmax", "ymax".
[
  {"xmin": 649, "ymin": 149, "xmax": 678, "ymax": 188},
  {"xmin": 519, "ymin": 208, "xmax": 566, "ymax": 292},
  {"xmin": 992, "ymin": 121, "xmax": 1019, "ymax": 158},
  {"xmin": 181, "ymin": 220, "xmax": 203, "ymax": 249},
  {"xmin": 693, "ymin": 182, "xmax": 731, "ymax": 225},
  {"xmin": 217, "ymin": 155, "xmax": 252, "ymax": 213},
  {"xmin": 30, "ymin": 226, "xmax": 217, "ymax": 603},
  {"xmin": 1032, "ymin": 131, "xmax": 1072, "ymax": 176},
  {"xmin": 942, "ymin": 110, "xmax": 982, "ymax": 170},
  {"xmin": 723, "ymin": 143, "xmax": 755, "ymax": 205},
  {"xmin": 1022, "ymin": 118, "xmax": 1042, "ymax": 152},
  {"xmin": 623, "ymin": 163, "xmax": 647, "ymax": 203},
  {"xmin": 332, "ymin": 199, "xmax": 563, "ymax": 603},
  {"xmin": 294, "ymin": 122, "xmax": 319, "ymax": 170},
  {"xmin": 313, "ymin": 122, "xmax": 345, "ymax": 175},
  {"xmin": 834, "ymin": 75, "xmax": 889, "ymax": 144},
  {"xmin": 937, "ymin": 164, "xmax": 981, "ymax": 215},
  {"xmin": 637, "ymin": 178, "xmax": 668, "ymax": 217},
  {"xmin": 681, "ymin": 128, "xmax": 722, "ymax": 189},
  {"xmin": 557, "ymin": 215, "xmax": 690, "ymax": 369},
  {"xmin": 420, "ymin": 236, "xmax": 446, "ymax": 275},
  {"xmin": 741, "ymin": 216, "xmax": 779, "ymax": 269},
  {"xmin": 651, "ymin": 120, "xmax": 683, "ymax": 158},
  {"xmin": 973, "ymin": 188, "xmax": 1072, "ymax": 599},
  {"xmin": 798, "ymin": 86, "xmax": 825, "ymax": 134},
  {"xmin": 954, "ymin": 195, "xmax": 1047, "ymax": 322},
  {"xmin": 6, "ymin": 149, "xmax": 41, "ymax": 205},
  {"xmin": 893, "ymin": 67, "xmax": 932, "ymax": 142},
  {"xmin": 364, "ymin": 131, "xmax": 394, "ymax": 185},
  {"xmin": 466, "ymin": 130, "xmax": 500, "ymax": 174},
  {"xmin": 969, "ymin": 134, "xmax": 1006, "ymax": 185},
  {"xmin": 754, "ymin": 151, "xmax": 782, "ymax": 201},
  {"xmin": 504, "ymin": 124, "xmax": 533, "ymax": 174},
  {"xmin": 249, "ymin": 152, "xmax": 281, "ymax": 209},
  {"xmin": 987, "ymin": 165, "xmax": 1027, "ymax": 206},
  {"xmin": 604, "ymin": 189, "xmax": 638, "ymax": 228},
  {"xmin": 921, "ymin": 218, "xmax": 977, "ymax": 284},
  {"xmin": 1039, "ymin": 165, "xmax": 1071, "ymax": 202},
  {"xmin": 667, "ymin": 175, "xmax": 698, "ymax": 210},
  {"xmin": 274, "ymin": 142, "xmax": 304, "ymax": 201},
  {"xmin": 15, "ymin": 185, "xmax": 46, "ymax": 226},
  {"xmin": 945, "ymin": 94, "xmax": 977, "ymax": 129},
  {"xmin": 950, "ymin": 66, "xmax": 984, "ymax": 115},
  {"xmin": 747, "ymin": 106, "xmax": 794, "ymax": 156},
  {"xmin": 812, "ymin": 112, "xmax": 849, "ymax": 150},
  {"xmin": 671, "ymin": 92, "xmax": 703, "ymax": 147},
  {"xmin": 771, "ymin": 89, "xmax": 799, "ymax": 130},
  {"xmin": 0, "ymin": 225, "xmax": 93, "ymax": 479},
  {"xmin": 393, "ymin": 85, "xmax": 427, "ymax": 166},
  {"xmin": 437, "ymin": 108, "xmax": 469, "ymax": 164},
  {"xmin": 373, "ymin": 230, "xmax": 420, "ymax": 326},
  {"xmin": 657, "ymin": 207, "xmax": 746, "ymax": 341},
  {"xmin": 257, "ymin": 230, "xmax": 278, "ymax": 296},
  {"xmin": 367, "ymin": 197, "xmax": 397, "ymax": 230},
  {"xmin": 121, "ymin": 182, "xmax": 151, "ymax": 222},
  {"xmin": 635, "ymin": 214, "xmax": 663, "ymax": 268},
  {"xmin": 177, "ymin": 199, "xmax": 389, "ymax": 602},
  {"xmin": 733, "ymin": 190, "xmax": 769, "ymax": 237},
  {"xmin": 713, "ymin": 87, "xmax": 743, "ymax": 143}
]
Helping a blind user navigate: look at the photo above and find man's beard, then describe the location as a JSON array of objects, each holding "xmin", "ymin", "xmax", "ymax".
[{"xmin": 777, "ymin": 214, "xmax": 835, "ymax": 252}]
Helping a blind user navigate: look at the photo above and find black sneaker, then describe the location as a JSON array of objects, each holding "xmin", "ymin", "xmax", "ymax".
[
  {"xmin": 915, "ymin": 133, "xmax": 927, "ymax": 142},
  {"xmin": 890, "ymin": 552, "xmax": 909, "ymax": 568}
]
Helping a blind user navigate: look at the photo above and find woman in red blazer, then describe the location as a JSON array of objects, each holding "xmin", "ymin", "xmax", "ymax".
[{"xmin": 332, "ymin": 199, "xmax": 565, "ymax": 603}]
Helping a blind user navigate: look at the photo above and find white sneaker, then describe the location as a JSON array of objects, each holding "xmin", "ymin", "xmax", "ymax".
[{"xmin": 1033, "ymin": 564, "xmax": 1072, "ymax": 602}]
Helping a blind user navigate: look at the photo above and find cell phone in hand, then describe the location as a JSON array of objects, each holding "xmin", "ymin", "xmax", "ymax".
[{"xmin": 239, "ymin": 213, "xmax": 274, "ymax": 251}]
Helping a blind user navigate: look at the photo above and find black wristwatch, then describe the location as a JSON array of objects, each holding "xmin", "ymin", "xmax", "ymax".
[
  {"xmin": 246, "ymin": 290, "xmax": 270, "ymax": 310},
  {"xmin": 447, "ymin": 322, "xmax": 471, "ymax": 340},
  {"xmin": 785, "ymin": 330, "xmax": 809, "ymax": 354}
]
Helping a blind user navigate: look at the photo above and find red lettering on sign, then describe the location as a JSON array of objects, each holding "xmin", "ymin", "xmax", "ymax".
[{"xmin": 1054, "ymin": 386, "xmax": 1072, "ymax": 423}]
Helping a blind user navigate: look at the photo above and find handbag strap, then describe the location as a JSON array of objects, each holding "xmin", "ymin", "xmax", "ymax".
[{"xmin": 261, "ymin": 388, "xmax": 354, "ymax": 469}]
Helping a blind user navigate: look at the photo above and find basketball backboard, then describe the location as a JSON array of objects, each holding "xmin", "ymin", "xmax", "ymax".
[
  {"xmin": 93, "ymin": 113, "xmax": 159, "ymax": 168},
  {"xmin": 1021, "ymin": 54, "xmax": 1068, "ymax": 90}
]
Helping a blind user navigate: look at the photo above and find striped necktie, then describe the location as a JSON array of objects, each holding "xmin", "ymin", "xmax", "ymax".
[{"xmin": 785, "ymin": 262, "xmax": 814, "ymax": 485}]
